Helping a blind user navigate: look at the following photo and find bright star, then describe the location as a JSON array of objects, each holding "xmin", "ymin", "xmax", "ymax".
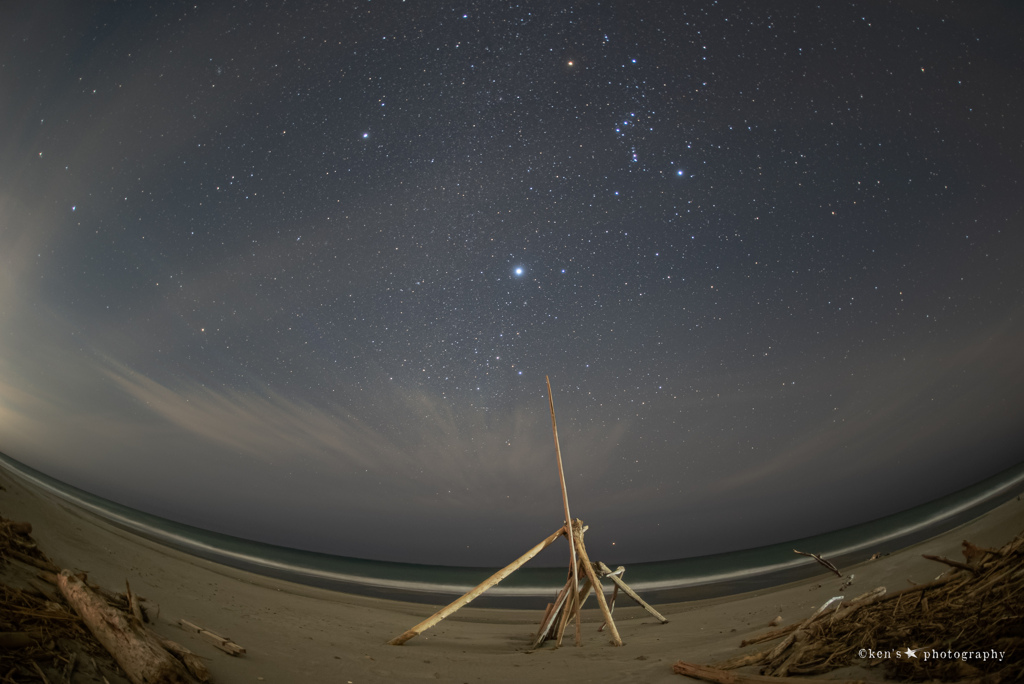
[{"xmin": 514, "ymin": 267, "xmax": 524, "ymax": 276}]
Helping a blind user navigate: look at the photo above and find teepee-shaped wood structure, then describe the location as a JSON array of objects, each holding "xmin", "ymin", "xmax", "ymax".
[{"xmin": 388, "ymin": 377, "xmax": 666, "ymax": 648}]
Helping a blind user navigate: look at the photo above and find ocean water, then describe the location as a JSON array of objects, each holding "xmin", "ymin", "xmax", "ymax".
[{"xmin": 2, "ymin": 451, "xmax": 1022, "ymax": 608}]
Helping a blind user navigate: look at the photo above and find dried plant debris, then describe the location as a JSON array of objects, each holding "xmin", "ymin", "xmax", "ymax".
[
  {"xmin": 1, "ymin": 515, "xmax": 130, "ymax": 682},
  {"xmin": 706, "ymin": 530, "xmax": 1024, "ymax": 682},
  {"xmin": 2, "ymin": 513, "xmax": 210, "ymax": 683}
]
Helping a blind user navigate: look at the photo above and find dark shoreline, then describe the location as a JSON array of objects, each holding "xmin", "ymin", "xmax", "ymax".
[{"xmin": 3, "ymin": 450, "xmax": 1023, "ymax": 608}]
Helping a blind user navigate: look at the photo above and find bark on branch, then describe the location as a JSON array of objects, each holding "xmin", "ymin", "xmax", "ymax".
[{"xmin": 56, "ymin": 570, "xmax": 196, "ymax": 684}]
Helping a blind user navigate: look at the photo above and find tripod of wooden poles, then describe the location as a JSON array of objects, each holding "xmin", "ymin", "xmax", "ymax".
[{"xmin": 387, "ymin": 377, "xmax": 667, "ymax": 648}]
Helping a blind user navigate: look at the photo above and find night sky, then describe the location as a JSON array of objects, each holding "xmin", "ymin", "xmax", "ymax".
[{"xmin": 2, "ymin": 1, "xmax": 1023, "ymax": 567}]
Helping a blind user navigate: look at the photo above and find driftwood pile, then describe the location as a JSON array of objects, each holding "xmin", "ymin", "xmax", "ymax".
[
  {"xmin": 1, "ymin": 514, "xmax": 103, "ymax": 682},
  {"xmin": 532, "ymin": 520, "xmax": 668, "ymax": 649},
  {"xmin": 1, "ymin": 512, "xmax": 241, "ymax": 684},
  {"xmin": 388, "ymin": 379, "xmax": 668, "ymax": 649},
  {"xmin": 675, "ymin": 529, "xmax": 1024, "ymax": 683}
]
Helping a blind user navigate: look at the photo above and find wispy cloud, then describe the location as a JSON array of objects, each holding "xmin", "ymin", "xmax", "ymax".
[
  {"xmin": 706, "ymin": 313, "xmax": 1024, "ymax": 497},
  {"xmin": 100, "ymin": 362, "xmax": 634, "ymax": 509}
]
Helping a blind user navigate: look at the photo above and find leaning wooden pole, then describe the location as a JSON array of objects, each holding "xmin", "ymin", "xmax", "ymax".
[
  {"xmin": 573, "ymin": 521, "xmax": 622, "ymax": 646},
  {"xmin": 597, "ymin": 562, "xmax": 668, "ymax": 624},
  {"xmin": 546, "ymin": 375, "xmax": 583, "ymax": 646},
  {"xmin": 533, "ymin": 573, "xmax": 575, "ymax": 648},
  {"xmin": 388, "ymin": 526, "xmax": 566, "ymax": 645}
]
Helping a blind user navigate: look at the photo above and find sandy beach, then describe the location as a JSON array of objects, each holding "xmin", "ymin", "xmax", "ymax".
[{"xmin": 2, "ymin": 465, "xmax": 1022, "ymax": 684}]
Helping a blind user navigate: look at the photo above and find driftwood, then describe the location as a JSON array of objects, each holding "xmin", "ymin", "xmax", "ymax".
[
  {"xmin": 178, "ymin": 618, "xmax": 245, "ymax": 657},
  {"xmin": 533, "ymin": 529, "xmax": 668, "ymax": 648},
  {"xmin": 56, "ymin": 570, "xmax": 196, "ymax": 684},
  {"xmin": 388, "ymin": 525, "xmax": 566, "ymax": 645},
  {"xmin": 37, "ymin": 570, "xmax": 59, "ymax": 585},
  {"xmin": 710, "ymin": 648, "xmax": 774, "ymax": 671},
  {"xmin": 597, "ymin": 564, "xmax": 622, "ymax": 632},
  {"xmin": 154, "ymin": 631, "xmax": 211, "ymax": 681},
  {"xmin": 597, "ymin": 561, "xmax": 668, "ymax": 624},
  {"xmin": 547, "ymin": 524, "xmax": 594, "ymax": 647},
  {"xmin": 695, "ymin": 529, "xmax": 1024, "ymax": 682},
  {"xmin": 546, "ymin": 376, "xmax": 582, "ymax": 646},
  {"xmin": 533, "ymin": 572, "xmax": 575, "ymax": 648},
  {"xmin": 792, "ymin": 549, "xmax": 842, "ymax": 577},
  {"xmin": 553, "ymin": 566, "xmax": 581, "ymax": 647},
  {"xmin": 30, "ymin": 661, "xmax": 49, "ymax": 683},
  {"xmin": 126, "ymin": 581, "xmax": 147, "ymax": 624},
  {"xmin": 762, "ymin": 595, "xmax": 842, "ymax": 673},
  {"xmin": 738, "ymin": 586, "xmax": 886, "ymax": 650},
  {"xmin": 572, "ymin": 520, "xmax": 621, "ymax": 646},
  {"xmin": 2, "ymin": 515, "xmax": 199, "ymax": 683},
  {"xmin": 2, "ymin": 520, "xmax": 33, "ymax": 536},
  {"xmin": 960, "ymin": 540, "xmax": 997, "ymax": 565},
  {"xmin": 389, "ymin": 379, "xmax": 665, "ymax": 651},
  {"xmin": 27, "ymin": 577, "xmax": 60, "ymax": 602},
  {"xmin": 5, "ymin": 547, "xmax": 61, "ymax": 573},
  {"xmin": 740, "ymin": 622, "xmax": 799, "ymax": 648},
  {"xmin": 563, "ymin": 573, "xmax": 596, "ymax": 636},
  {"xmin": 922, "ymin": 553, "xmax": 975, "ymax": 573}
]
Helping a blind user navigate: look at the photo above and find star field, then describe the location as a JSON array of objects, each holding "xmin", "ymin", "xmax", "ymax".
[{"xmin": 1, "ymin": 1, "xmax": 1022, "ymax": 565}]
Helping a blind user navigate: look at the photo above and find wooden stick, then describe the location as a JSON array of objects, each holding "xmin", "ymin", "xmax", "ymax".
[
  {"xmin": 56, "ymin": 570, "xmax": 195, "ymax": 684},
  {"xmin": 534, "ymin": 573, "xmax": 574, "ymax": 648},
  {"xmin": 793, "ymin": 549, "xmax": 842, "ymax": 577},
  {"xmin": 765, "ymin": 596, "xmax": 842, "ymax": 665},
  {"xmin": 554, "ymin": 567, "xmax": 581, "ymax": 646},
  {"xmin": 546, "ymin": 376, "xmax": 582, "ymax": 646},
  {"xmin": 710, "ymin": 647, "xmax": 775, "ymax": 670},
  {"xmin": 31, "ymin": 661, "xmax": 50, "ymax": 684},
  {"xmin": 740, "ymin": 622, "xmax": 799, "ymax": 647},
  {"xmin": 598, "ymin": 566, "xmax": 621, "ymax": 632},
  {"xmin": 573, "ymin": 521, "xmax": 622, "ymax": 646},
  {"xmin": 874, "ymin": 575, "xmax": 953, "ymax": 602},
  {"xmin": 575, "ymin": 575, "xmax": 594, "ymax": 611},
  {"xmin": 597, "ymin": 562, "xmax": 669, "ymax": 624},
  {"xmin": 740, "ymin": 586, "xmax": 885, "ymax": 648},
  {"xmin": 126, "ymin": 581, "xmax": 146, "ymax": 624},
  {"xmin": 827, "ymin": 586, "xmax": 887, "ymax": 624},
  {"xmin": 153, "ymin": 633, "xmax": 210, "ymax": 681},
  {"xmin": 388, "ymin": 526, "xmax": 566, "ymax": 645},
  {"xmin": 672, "ymin": 660, "xmax": 869, "ymax": 684},
  {"xmin": 537, "ymin": 603, "xmax": 556, "ymax": 638},
  {"xmin": 5, "ymin": 548, "xmax": 60, "ymax": 573},
  {"xmin": 554, "ymin": 573, "xmax": 594, "ymax": 647},
  {"xmin": 178, "ymin": 619, "xmax": 246, "ymax": 656},
  {"xmin": 36, "ymin": 570, "xmax": 59, "ymax": 586},
  {"xmin": 27, "ymin": 578, "xmax": 60, "ymax": 603},
  {"xmin": 536, "ymin": 573, "xmax": 573, "ymax": 647},
  {"xmin": 922, "ymin": 554, "xmax": 976, "ymax": 573}
]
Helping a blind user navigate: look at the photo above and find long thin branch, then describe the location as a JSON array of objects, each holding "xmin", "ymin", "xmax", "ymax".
[
  {"xmin": 547, "ymin": 376, "xmax": 581, "ymax": 645},
  {"xmin": 793, "ymin": 549, "xmax": 842, "ymax": 577}
]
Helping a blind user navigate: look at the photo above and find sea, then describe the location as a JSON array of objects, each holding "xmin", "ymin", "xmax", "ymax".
[{"xmin": 2, "ymin": 451, "xmax": 1022, "ymax": 608}]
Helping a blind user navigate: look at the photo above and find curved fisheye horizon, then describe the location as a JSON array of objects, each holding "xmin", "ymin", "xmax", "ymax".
[{"xmin": 1, "ymin": 1, "xmax": 1022, "ymax": 568}]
